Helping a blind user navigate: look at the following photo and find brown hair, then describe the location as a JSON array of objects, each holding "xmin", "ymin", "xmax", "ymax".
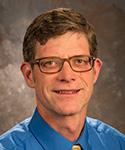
[{"xmin": 23, "ymin": 8, "xmax": 98, "ymax": 62}]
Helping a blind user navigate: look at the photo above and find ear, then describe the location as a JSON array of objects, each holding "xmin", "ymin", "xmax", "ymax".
[
  {"xmin": 20, "ymin": 62, "xmax": 35, "ymax": 88},
  {"xmin": 93, "ymin": 58, "xmax": 102, "ymax": 84}
]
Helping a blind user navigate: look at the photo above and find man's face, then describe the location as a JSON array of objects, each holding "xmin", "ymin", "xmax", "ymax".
[{"xmin": 31, "ymin": 32, "xmax": 101, "ymax": 116}]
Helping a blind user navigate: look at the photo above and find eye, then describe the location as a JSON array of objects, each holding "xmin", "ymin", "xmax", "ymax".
[
  {"xmin": 76, "ymin": 59, "xmax": 85, "ymax": 64},
  {"xmin": 40, "ymin": 58, "xmax": 59, "ymax": 69},
  {"xmin": 45, "ymin": 61, "xmax": 55, "ymax": 66},
  {"xmin": 72, "ymin": 56, "xmax": 90, "ymax": 66},
  {"xmin": 75, "ymin": 58, "xmax": 88, "ymax": 65}
]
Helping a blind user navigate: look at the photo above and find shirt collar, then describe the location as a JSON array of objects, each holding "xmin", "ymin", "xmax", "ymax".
[
  {"xmin": 75, "ymin": 119, "xmax": 91, "ymax": 150},
  {"xmin": 28, "ymin": 108, "xmax": 89, "ymax": 150}
]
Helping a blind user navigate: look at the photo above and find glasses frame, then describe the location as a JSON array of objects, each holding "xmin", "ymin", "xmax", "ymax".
[{"xmin": 30, "ymin": 55, "xmax": 96, "ymax": 74}]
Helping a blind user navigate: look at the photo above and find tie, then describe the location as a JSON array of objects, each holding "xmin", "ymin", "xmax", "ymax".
[{"xmin": 72, "ymin": 145, "xmax": 83, "ymax": 150}]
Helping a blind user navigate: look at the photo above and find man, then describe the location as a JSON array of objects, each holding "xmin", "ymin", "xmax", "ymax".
[{"xmin": 0, "ymin": 8, "xmax": 124, "ymax": 150}]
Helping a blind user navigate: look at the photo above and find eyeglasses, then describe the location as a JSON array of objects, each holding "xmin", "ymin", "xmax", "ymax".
[{"xmin": 30, "ymin": 55, "xmax": 96, "ymax": 74}]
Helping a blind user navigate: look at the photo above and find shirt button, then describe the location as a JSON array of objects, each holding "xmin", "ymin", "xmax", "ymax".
[{"xmin": 72, "ymin": 145, "xmax": 82, "ymax": 150}]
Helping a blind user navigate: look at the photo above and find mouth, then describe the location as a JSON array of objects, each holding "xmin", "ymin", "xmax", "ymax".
[{"xmin": 53, "ymin": 89, "xmax": 81, "ymax": 94}]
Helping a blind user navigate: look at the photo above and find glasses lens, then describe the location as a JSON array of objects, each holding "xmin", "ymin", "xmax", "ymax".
[
  {"xmin": 70, "ymin": 56, "xmax": 93, "ymax": 72},
  {"xmin": 39, "ymin": 57, "xmax": 62, "ymax": 73}
]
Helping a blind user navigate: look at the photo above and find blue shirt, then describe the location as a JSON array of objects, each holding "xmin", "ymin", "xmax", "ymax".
[{"xmin": 0, "ymin": 108, "xmax": 125, "ymax": 150}]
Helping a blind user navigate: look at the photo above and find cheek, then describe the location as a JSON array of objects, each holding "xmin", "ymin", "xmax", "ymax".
[
  {"xmin": 34, "ymin": 73, "xmax": 54, "ymax": 95},
  {"xmin": 35, "ymin": 76, "xmax": 49, "ymax": 103},
  {"xmin": 79, "ymin": 71, "xmax": 94, "ymax": 86}
]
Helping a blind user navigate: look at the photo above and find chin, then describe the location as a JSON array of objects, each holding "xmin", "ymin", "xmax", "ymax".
[{"xmin": 58, "ymin": 107, "xmax": 81, "ymax": 116}]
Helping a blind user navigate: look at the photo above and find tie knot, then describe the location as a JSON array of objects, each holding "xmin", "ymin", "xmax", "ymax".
[{"xmin": 72, "ymin": 145, "xmax": 82, "ymax": 150}]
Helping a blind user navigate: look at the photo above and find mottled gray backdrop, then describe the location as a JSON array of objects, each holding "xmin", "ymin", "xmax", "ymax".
[{"xmin": 0, "ymin": 0, "xmax": 125, "ymax": 135}]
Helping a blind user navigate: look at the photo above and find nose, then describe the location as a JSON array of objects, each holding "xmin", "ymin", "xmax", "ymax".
[{"xmin": 56, "ymin": 61, "xmax": 77, "ymax": 82}]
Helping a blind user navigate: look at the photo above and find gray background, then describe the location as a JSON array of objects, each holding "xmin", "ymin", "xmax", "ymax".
[{"xmin": 0, "ymin": 0, "xmax": 125, "ymax": 135}]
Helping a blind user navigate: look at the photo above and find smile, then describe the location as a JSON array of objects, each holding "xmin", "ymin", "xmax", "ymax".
[{"xmin": 54, "ymin": 89, "xmax": 80, "ymax": 94}]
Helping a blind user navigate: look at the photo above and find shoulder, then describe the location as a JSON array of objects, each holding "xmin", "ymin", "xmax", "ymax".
[
  {"xmin": 0, "ymin": 117, "xmax": 32, "ymax": 150},
  {"xmin": 86, "ymin": 117, "xmax": 124, "ymax": 138},
  {"xmin": 86, "ymin": 117, "xmax": 125, "ymax": 146}
]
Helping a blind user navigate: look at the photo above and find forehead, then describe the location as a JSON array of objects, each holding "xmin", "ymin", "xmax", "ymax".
[{"xmin": 35, "ymin": 32, "xmax": 90, "ymax": 58}]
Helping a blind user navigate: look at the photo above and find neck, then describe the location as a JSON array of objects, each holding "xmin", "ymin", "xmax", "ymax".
[{"xmin": 37, "ymin": 104, "xmax": 87, "ymax": 142}]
